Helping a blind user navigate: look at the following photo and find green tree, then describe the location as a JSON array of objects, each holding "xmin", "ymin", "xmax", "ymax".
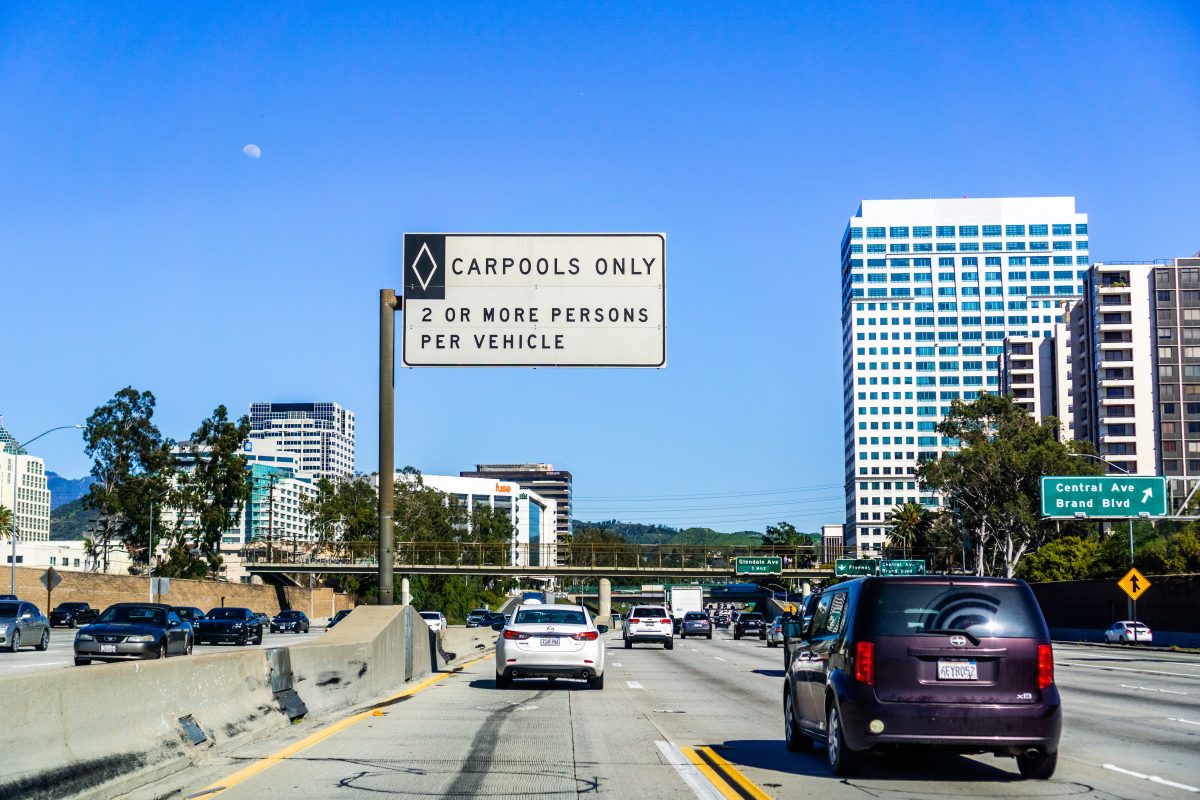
[
  {"xmin": 912, "ymin": 512, "xmax": 968, "ymax": 573},
  {"xmin": 302, "ymin": 475, "xmax": 379, "ymax": 551},
  {"xmin": 763, "ymin": 521, "xmax": 807, "ymax": 546},
  {"xmin": 166, "ymin": 406, "xmax": 252, "ymax": 576},
  {"xmin": 0, "ymin": 505, "xmax": 11, "ymax": 537},
  {"xmin": 1017, "ymin": 535, "xmax": 1101, "ymax": 582},
  {"xmin": 884, "ymin": 502, "xmax": 929, "ymax": 559},
  {"xmin": 83, "ymin": 387, "xmax": 175, "ymax": 573},
  {"xmin": 917, "ymin": 393, "xmax": 1103, "ymax": 577}
]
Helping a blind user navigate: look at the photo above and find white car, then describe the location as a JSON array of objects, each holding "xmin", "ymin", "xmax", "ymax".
[
  {"xmin": 419, "ymin": 611, "xmax": 447, "ymax": 633},
  {"xmin": 495, "ymin": 604, "xmax": 606, "ymax": 689},
  {"xmin": 1104, "ymin": 620, "xmax": 1152, "ymax": 644},
  {"xmin": 622, "ymin": 605, "xmax": 674, "ymax": 650}
]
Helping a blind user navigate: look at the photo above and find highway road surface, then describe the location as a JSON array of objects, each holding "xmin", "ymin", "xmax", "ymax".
[{"xmin": 123, "ymin": 631, "xmax": 1200, "ymax": 799}]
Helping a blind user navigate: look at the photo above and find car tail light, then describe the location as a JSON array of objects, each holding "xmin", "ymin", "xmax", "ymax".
[
  {"xmin": 629, "ymin": 618, "xmax": 640, "ymax": 624},
  {"xmin": 660, "ymin": 618, "xmax": 672, "ymax": 625},
  {"xmin": 854, "ymin": 641, "xmax": 875, "ymax": 686},
  {"xmin": 572, "ymin": 631, "xmax": 599, "ymax": 641},
  {"xmin": 1037, "ymin": 644, "xmax": 1054, "ymax": 689},
  {"xmin": 503, "ymin": 630, "xmax": 530, "ymax": 640}
]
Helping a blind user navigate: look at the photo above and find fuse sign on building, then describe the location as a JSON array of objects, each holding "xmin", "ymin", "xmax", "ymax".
[{"xmin": 401, "ymin": 234, "xmax": 666, "ymax": 367}]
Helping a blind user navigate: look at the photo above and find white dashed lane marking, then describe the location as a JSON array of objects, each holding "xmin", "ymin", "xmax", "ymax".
[{"xmin": 626, "ymin": 681, "xmax": 644, "ymax": 689}]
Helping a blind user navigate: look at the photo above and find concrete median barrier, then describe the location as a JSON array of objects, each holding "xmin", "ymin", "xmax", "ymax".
[
  {"xmin": 0, "ymin": 604, "xmax": 433, "ymax": 800},
  {"xmin": 437, "ymin": 625, "xmax": 498, "ymax": 667}
]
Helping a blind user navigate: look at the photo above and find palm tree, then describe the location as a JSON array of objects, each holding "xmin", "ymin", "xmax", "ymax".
[
  {"xmin": 885, "ymin": 502, "xmax": 929, "ymax": 560},
  {"xmin": 0, "ymin": 505, "xmax": 12, "ymax": 538}
]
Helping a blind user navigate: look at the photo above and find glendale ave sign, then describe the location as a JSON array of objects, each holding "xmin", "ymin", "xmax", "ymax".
[
  {"xmin": 735, "ymin": 556, "xmax": 783, "ymax": 575},
  {"xmin": 401, "ymin": 234, "xmax": 665, "ymax": 367},
  {"xmin": 1040, "ymin": 475, "xmax": 1168, "ymax": 519}
]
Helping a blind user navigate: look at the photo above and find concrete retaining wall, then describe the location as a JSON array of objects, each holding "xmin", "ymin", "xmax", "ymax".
[
  {"xmin": 7, "ymin": 564, "xmax": 355, "ymax": 621},
  {"xmin": 439, "ymin": 625, "xmax": 498, "ymax": 666},
  {"xmin": 0, "ymin": 604, "xmax": 430, "ymax": 800}
]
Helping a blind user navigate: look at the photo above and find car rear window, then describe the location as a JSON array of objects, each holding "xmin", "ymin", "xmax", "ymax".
[
  {"xmin": 864, "ymin": 582, "xmax": 1046, "ymax": 638},
  {"xmin": 514, "ymin": 609, "xmax": 587, "ymax": 626},
  {"xmin": 631, "ymin": 607, "xmax": 667, "ymax": 617},
  {"xmin": 740, "ymin": 613, "xmax": 763, "ymax": 621},
  {"xmin": 684, "ymin": 612, "xmax": 707, "ymax": 620}
]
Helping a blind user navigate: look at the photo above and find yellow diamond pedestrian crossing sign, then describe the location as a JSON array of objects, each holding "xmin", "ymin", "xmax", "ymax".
[{"xmin": 1117, "ymin": 568, "xmax": 1151, "ymax": 602}]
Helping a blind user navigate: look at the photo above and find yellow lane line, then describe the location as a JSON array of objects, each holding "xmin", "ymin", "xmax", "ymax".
[
  {"xmin": 681, "ymin": 746, "xmax": 743, "ymax": 800},
  {"xmin": 196, "ymin": 653, "xmax": 494, "ymax": 798},
  {"xmin": 696, "ymin": 746, "xmax": 774, "ymax": 800}
]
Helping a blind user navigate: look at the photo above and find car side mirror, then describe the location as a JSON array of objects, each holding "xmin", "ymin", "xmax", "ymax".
[
  {"xmin": 169, "ymin": 619, "xmax": 179, "ymax": 627},
  {"xmin": 21, "ymin": 613, "xmax": 32, "ymax": 620},
  {"xmin": 491, "ymin": 623, "xmax": 505, "ymax": 631},
  {"xmin": 597, "ymin": 625, "xmax": 609, "ymax": 634}
]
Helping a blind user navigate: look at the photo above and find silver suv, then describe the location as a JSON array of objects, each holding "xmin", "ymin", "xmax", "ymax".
[{"xmin": 622, "ymin": 606, "xmax": 673, "ymax": 650}]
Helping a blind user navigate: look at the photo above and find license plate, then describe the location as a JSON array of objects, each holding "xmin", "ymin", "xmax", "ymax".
[
  {"xmin": 937, "ymin": 659, "xmax": 978, "ymax": 680},
  {"xmin": 539, "ymin": 637, "xmax": 559, "ymax": 646},
  {"xmin": 100, "ymin": 644, "xmax": 117, "ymax": 653}
]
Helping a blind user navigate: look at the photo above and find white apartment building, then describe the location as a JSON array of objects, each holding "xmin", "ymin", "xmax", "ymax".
[
  {"xmin": 1, "ymin": 430, "xmax": 52, "ymax": 543},
  {"xmin": 841, "ymin": 197, "xmax": 1090, "ymax": 556},
  {"xmin": 7, "ymin": 539, "xmax": 135, "ymax": 574},
  {"xmin": 249, "ymin": 402, "xmax": 356, "ymax": 482},
  {"xmin": 393, "ymin": 473, "xmax": 558, "ymax": 568}
]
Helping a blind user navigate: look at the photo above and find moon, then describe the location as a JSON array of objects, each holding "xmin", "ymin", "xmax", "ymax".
[{"xmin": 242, "ymin": 144, "xmax": 262, "ymax": 159}]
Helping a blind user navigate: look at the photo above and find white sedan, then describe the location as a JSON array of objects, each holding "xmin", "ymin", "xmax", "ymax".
[
  {"xmin": 495, "ymin": 604, "xmax": 606, "ymax": 690},
  {"xmin": 1104, "ymin": 620, "xmax": 1153, "ymax": 644},
  {"xmin": 419, "ymin": 611, "xmax": 447, "ymax": 633}
]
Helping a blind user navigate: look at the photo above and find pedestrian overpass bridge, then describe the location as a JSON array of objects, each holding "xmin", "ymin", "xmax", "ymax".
[{"xmin": 242, "ymin": 540, "xmax": 835, "ymax": 581}]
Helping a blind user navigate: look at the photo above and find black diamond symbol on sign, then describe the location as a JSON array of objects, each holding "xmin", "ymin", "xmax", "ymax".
[
  {"xmin": 411, "ymin": 243, "xmax": 438, "ymax": 290},
  {"xmin": 403, "ymin": 234, "xmax": 445, "ymax": 299}
]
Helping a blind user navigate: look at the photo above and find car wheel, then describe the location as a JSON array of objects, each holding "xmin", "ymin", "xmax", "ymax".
[
  {"xmin": 1120, "ymin": 635, "xmax": 1127, "ymax": 644},
  {"xmin": 624, "ymin": 638, "xmax": 632, "ymax": 649},
  {"xmin": 237, "ymin": 632, "xmax": 248, "ymax": 646},
  {"xmin": 784, "ymin": 687, "xmax": 813, "ymax": 753},
  {"xmin": 767, "ymin": 639, "xmax": 777, "ymax": 648},
  {"xmin": 254, "ymin": 629, "xmax": 263, "ymax": 645},
  {"xmin": 826, "ymin": 703, "xmax": 863, "ymax": 776},
  {"xmin": 734, "ymin": 632, "xmax": 741, "ymax": 640},
  {"xmin": 588, "ymin": 672, "xmax": 605, "ymax": 690},
  {"xmin": 37, "ymin": 628, "xmax": 49, "ymax": 651},
  {"xmin": 156, "ymin": 640, "xmax": 168, "ymax": 659},
  {"xmin": 680, "ymin": 633, "xmax": 686, "ymax": 640},
  {"xmin": 74, "ymin": 658, "xmax": 89, "ymax": 666},
  {"xmin": 69, "ymin": 620, "xmax": 76, "ymax": 629},
  {"xmin": 7, "ymin": 630, "xmax": 20, "ymax": 652},
  {"xmin": 185, "ymin": 636, "xmax": 193, "ymax": 656},
  {"xmin": 707, "ymin": 633, "xmax": 712, "ymax": 640},
  {"xmin": 1016, "ymin": 750, "xmax": 1057, "ymax": 779},
  {"xmin": 496, "ymin": 671, "xmax": 512, "ymax": 689},
  {"xmin": 665, "ymin": 638, "xmax": 673, "ymax": 650}
]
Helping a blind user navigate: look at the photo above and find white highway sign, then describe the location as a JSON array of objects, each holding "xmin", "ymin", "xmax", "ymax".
[{"xmin": 401, "ymin": 234, "xmax": 665, "ymax": 367}]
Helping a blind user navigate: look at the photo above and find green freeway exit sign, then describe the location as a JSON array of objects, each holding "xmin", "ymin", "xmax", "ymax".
[
  {"xmin": 1040, "ymin": 475, "xmax": 1168, "ymax": 519},
  {"xmin": 835, "ymin": 559, "xmax": 878, "ymax": 576},
  {"xmin": 735, "ymin": 556, "xmax": 782, "ymax": 575}
]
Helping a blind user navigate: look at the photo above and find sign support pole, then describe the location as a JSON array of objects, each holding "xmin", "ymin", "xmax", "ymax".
[{"xmin": 377, "ymin": 289, "xmax": 399, "ymax": 606}]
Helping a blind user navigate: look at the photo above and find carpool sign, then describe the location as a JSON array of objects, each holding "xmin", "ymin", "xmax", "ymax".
[{"xmin": 1040, "ymin": 475, "xmax": 1167, "ymax": 519}]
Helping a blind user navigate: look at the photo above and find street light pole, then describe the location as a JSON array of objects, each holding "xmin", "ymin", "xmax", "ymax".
[{"xmin": 7, "ymin": 425, "xmax": 84, "ymax": 595}]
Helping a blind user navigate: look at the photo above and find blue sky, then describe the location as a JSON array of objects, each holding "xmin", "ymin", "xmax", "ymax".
[{"xmin": 3, "ymin": 2, "xmax": 1198, "ymax": 531}]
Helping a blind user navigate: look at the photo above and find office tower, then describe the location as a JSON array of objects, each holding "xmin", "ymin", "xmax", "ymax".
[
  {"xmin": 248, "ymin": 402, "xmax": 356, "ymax": 482},
  {"xmin": 841, "ymin": 197, "xmax": 1089, "ymax": 556}
]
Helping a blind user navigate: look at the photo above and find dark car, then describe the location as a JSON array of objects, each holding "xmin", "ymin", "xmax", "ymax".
[
  {"xmin": 782, "ymin": 576, "xmax": 1061, "ymax": 779},
  {"xmin": 326, "ymin": 608, "xmax": 353, "ymax": 629},
  {"xmin": 480, "ymin": 611, "xmax": 506, "ymax": 627},
  {"xmin": 465, "ymin": 609, "xmax": 491, "ymax": 628},
  {"xmin": 734, "ymin": 612, "xmax": 766, "ymax": 640},
  {"xmin": 271, "ymin": 610, "xmax": 310, "ymax": 633},
  {"xmin": 49, "ymin": 601, "xmax": 99, "ymax": 628},
  {"xmin": 74, "ymin": 603, "xmax": 192, "ymax": 665},
  {"xmin": 714, "ymin": 613, "xmax": 731, "ymax": 628},
  {"xmin": 171, "ymin": 606, "xmax": 206, "ymax": 625},
  {"xmin": 194, "ymin": 607, "xmax": 263, "ymax": 646},
  {"xmin": 680, "ymin": 611, "xmax": 713, "ymax": 640}
]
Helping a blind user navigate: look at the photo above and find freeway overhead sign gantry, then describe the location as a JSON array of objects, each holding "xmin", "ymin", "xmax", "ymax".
[{"xmin": 1040, "ymin": 475, "xmax": 1168, "ymax": 519}]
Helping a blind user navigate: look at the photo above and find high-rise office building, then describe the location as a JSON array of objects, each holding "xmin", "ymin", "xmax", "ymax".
[
  {"xmin": 248, "ymin": 402, "xmax": 356, "ymax": 482},
  {"xmin": 459, "ymin": 464, "xmax": 573, "ymax": 541},
  {"xmin": 999, "ymin": 256, "xmax": 1200, "ymax": 479},
  {"xmin": 841, "ymin": 197, "xmax": 1090, "ymax": 556},
  {"xmin": 1, "ymin": 425, "xmax": 51, "ymax": 544}
]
